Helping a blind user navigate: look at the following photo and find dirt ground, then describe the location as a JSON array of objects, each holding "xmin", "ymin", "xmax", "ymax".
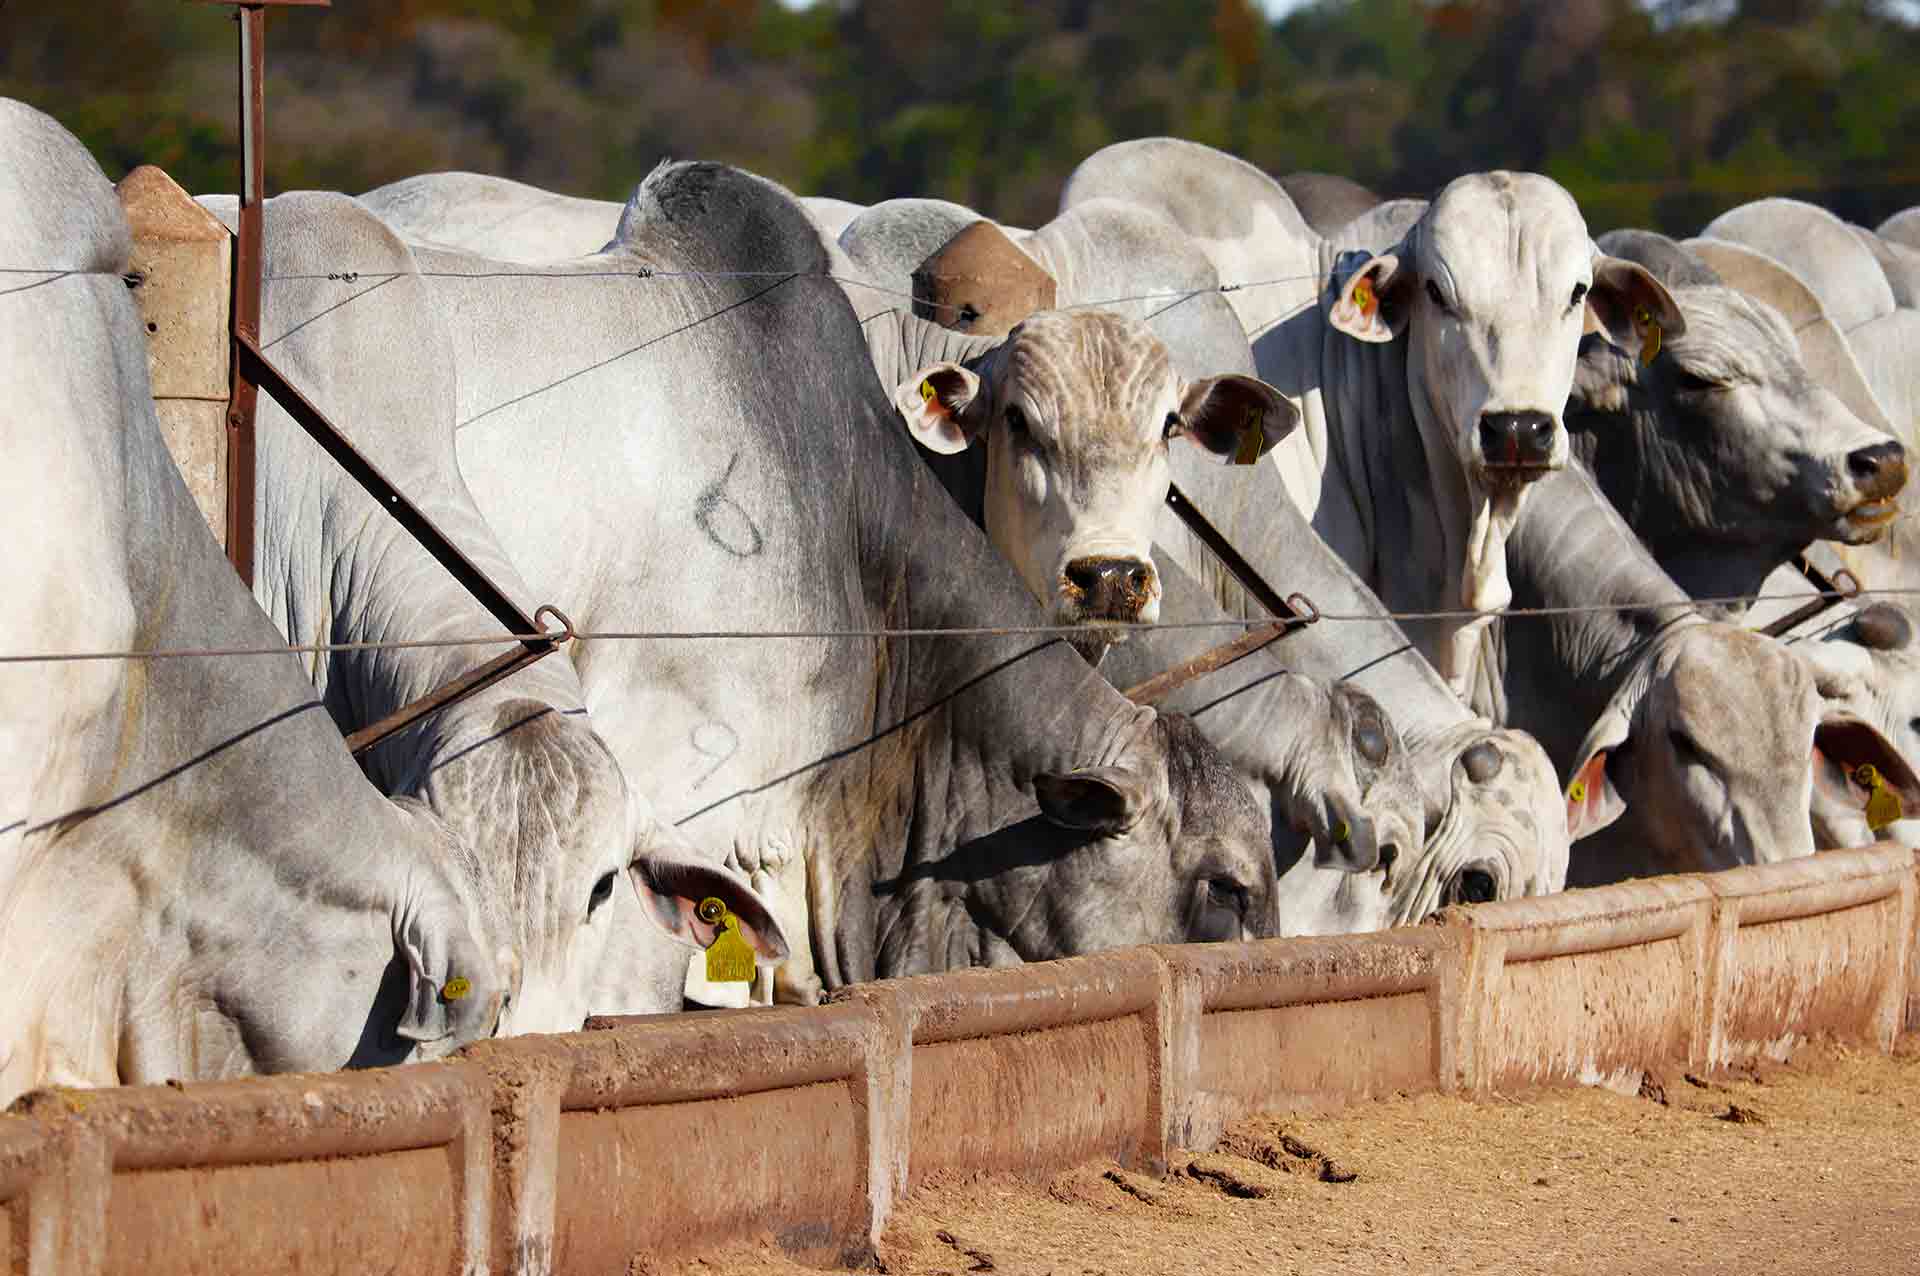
[{"xmin": 651, "ymin": 1034, "xmax": 1920, "ymax": 1276}]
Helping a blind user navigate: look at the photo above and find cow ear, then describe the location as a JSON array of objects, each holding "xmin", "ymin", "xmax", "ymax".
[
  {"xmin": 895, "ymin": 363, "xmax": 987, "ymax": 455},
  {"xmin": 1797, "ymin": 638, "xmax": 1873, "ymax": 703},
  {"xmin": 630, "ymin": 840, "xmax": 790, "ymax": 966},
  {"xmin": 1812, "ymin": 712, "xmax": 1920, "ymax": 830},
  {"xmin": 394, "ymin": 901, "xmax": 497, "ymax": 1045},
  {"xmin": 1328, "ymin": 251, "xmax": 1411, "ymax": 343},
  {"xmin": 1175, "ymin": 375, "xmax": 1298, "ymax": 465},
  {"xmin": 1566, "ymin": 709, "xmax": 1631, "ymax": 840},
  {"xmin": 1035, "ymin": 767, "xmax": 1147, "ymax": 835},
  {"xmin": 1587, "ymin": 256, "xmax": 1685, "ymax": 364}
]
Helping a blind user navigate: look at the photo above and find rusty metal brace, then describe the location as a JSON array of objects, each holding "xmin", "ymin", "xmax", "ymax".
[
  {"xmin": 1759, "ymin": 552, "xmax": 1864, "ymax": 639},
  {"xmin": 201, "ymin": 0, "xmax": 563, "ymax": 757},
  {"xmin": 1122, "ymin": 483, "xmax": 1321, "ymax": 704}
]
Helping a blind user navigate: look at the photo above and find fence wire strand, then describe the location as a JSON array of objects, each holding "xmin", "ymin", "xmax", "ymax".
[{"xmin": 3, "ymin": 586, "xmax": 1913, "ymax": 665}]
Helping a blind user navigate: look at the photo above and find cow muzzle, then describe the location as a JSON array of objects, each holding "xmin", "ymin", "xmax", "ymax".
[
  {"xmin": 1475, "ymin": 410, "xmax": 1559, "ymax": 480},
  {"xmin": 1061, "ymin": 555, "xmax": 1158, "ymax": 626},
  {"xmin": 1841, "ymin": 440, "xmax": 1907, "ymax": 536}
]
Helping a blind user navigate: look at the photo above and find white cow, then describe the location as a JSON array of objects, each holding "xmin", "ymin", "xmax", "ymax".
[
  {"xmin": 193, "ymin": 187, "xmax": 788, "ymax": 1025},
  {"xmin": 0, "ymin": 98, "xmax": 511, "ymax": 1101}
]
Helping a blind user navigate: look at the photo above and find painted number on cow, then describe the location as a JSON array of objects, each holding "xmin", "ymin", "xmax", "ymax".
[
  {"xmin": 690, "ymin": 720, "xmax": 739, "ymax": 791},
  {"xmin": 695, "ymin": 452, "xmax": 765, "ymax": 558}
]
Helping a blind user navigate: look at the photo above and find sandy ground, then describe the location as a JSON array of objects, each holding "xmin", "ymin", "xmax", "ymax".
[{"xmin": 649, "ymin": 1034, "xmax": 1920, "ymax": 1276}]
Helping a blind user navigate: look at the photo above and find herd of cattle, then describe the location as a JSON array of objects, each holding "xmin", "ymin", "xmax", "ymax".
[{"xmin": 10, "ymin": 93, "xmax": 1920, "ymax": 1103}]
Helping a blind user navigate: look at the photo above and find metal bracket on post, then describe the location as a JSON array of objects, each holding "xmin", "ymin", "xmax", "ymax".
[
  {"xmin": 195, "ymin": 0, "xmax": 331, "ymax": 588},
  {"xmin": 1119, "ymin": 484, "xmax": 1321, "ymax": 705}
]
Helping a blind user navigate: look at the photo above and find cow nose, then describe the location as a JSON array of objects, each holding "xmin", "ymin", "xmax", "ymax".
[
  {"xmin": 1063, "ymin": 556, "xmax": 1156, "ymax": 620},
  {"xmin": 1847, "ymin": 440, "xmax": 1908, "ymax": 500},
  {"xmin": 1477, "ymin": 411, "xmax": 1557, "ymax": 467}
]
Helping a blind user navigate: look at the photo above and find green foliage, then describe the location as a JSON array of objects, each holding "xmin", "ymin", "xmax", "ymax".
[{"xmin": 8, "ymin": 0, "xmax": 1920, "ymax": 234}]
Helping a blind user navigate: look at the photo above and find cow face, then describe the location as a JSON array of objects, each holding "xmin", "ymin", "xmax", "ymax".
[
  {"xmin": 970, "ymin": 712, "xmax": 1280, "ymax": 958},
  {"xmin": 897, "ymin": 311, "xmax": 1295, "ymax": 646},
  {"xmin": 420, "ymin": 701, "xmax": 785, "ymax": 1034},
  {"xmin": 1266, "ymin": 678, "xmax": 1421, "ymax": 876},
  {"xmin": 1564, "ymin": 624, "xmax": 1915, "ymax": 870},
  {"xmin": 1797, "ymin": 604, "xmax": 1920, "ymax": 847},
  {"xmin": 1329, "ymin": 173, "xmax": 1681, "ymax": 530},
  {"xmin": 1386, "ymin": 725, "xmax": 1570, "ymax": 924},
  {"xmin": 1569, "ymin": 284, "xmax": 1906, "ymax": 555}
]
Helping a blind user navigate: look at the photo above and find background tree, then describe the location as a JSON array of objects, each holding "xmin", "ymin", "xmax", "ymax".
[{"xmin": 7, "ymin": 0, "xmax": 1920, "ymax": 237}]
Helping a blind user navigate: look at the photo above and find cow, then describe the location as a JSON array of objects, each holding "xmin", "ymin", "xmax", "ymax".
[
  {"xmin": 397, "ymin": 159, "xmax": 1286, "ymax": 998},
  {"xmin": 362, "ymin": 170, "xmax": 863, "ymax": 264},
  {"xmin": 1702, "ymin": 198, "xmax": 1897, "ymax": 335},
  {"xmin": 0, "ymin": 98, "xmax": 510, "ymax": 1101},
  {"xmin": 1573, "ymin": 229, "xmax": 1906, "ymax": 612},
  {"xmin": 193, "ymin": 188, "xmax": 789, "ymax": 1024},
  {"xmin": 1792, "ymin": 602, "xmax": 1920, "ymax": 848}
]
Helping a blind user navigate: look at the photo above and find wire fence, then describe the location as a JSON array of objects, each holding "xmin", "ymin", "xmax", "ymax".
[{"xmin": 1, "ymin": 586, "xmax": 1911, "ymax": 665}]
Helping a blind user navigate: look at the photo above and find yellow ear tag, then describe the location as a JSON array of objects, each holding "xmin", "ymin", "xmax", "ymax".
[
  {"xmin": 1352, "ymin": 278, "xmax": 1376, "ymax": 319},
  {"xmin": 440, "ymin": 976, "xmax": 472, "ymax": 1003},
  {"xmin": 1231, "ymin": 406, "xmax": 1265, "ymax": 466},
  {"xmin": 1567, "ymin": 780, "xmax": 1587, "ymax": 804},
  {"xmin": 1332, "ymin": 819, "xmax": 1351, "ymax": 844},
  {"xmin": 1635, "ymin": 305, "xmax": 1662, "ymax": 368},
  {"xmin": 1855, "ymin": 764, "xmax": 1904, "ymax": 832},
  {"xmin": 919, "ymin": 379, "xmax": 936, "ymax": 405},
  {"xmin": 701, "ymin": 897, "xmax": 756, "ymax": 984}
]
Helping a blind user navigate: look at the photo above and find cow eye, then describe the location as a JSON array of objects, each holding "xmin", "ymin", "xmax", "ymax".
[
  {"xmin": 1163, "ymin": 412, "xmax": 1183, "ymax": 442},
  {"xmin": 1673, "ymin": 368, "xmax": 1723, "ymax": 394},
  {"xmin": 1424, "ymin": 279, "xmax": 1451, "ymax": 313},
  {"xmin": 587, "ymin": 870, "xmax": 617, "ymax": 918},
  {"xmin": 1191, "ymin": 876, "xmax": 1246, "ymax": 942},
  {"xmin": 1569, "ymin": 281, "xmax": 1589, "ymax": 308},
  {"xmin": 1004, "ymin": 403, "xmax": 1029, "ymax": 435},
  {"xmin": 1355, "ymin": 721, "xmax": 1389, "ymax": 766}
]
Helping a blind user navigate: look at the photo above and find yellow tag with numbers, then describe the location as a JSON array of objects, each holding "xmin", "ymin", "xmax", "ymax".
[{"xmin": 440, "ymin": 976, "xmax": 471, "ymax": 1003}]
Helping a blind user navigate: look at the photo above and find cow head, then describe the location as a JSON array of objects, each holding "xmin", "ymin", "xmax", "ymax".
[
  {"xmin": 1327, "ymin": 175, "xmax": 1682, "ymax": 610},
  {"xmin": 896, "ymin": 310, "xmax": 1295, "ymax": 647},
  {"xmin": 1569, "ymin": 238, "xmax": 1906, "ymax": 568},
  {"xmin": 1387, "ymin": 724, "xmax": 1570, "ymax": 924},
  {"xmin": 412, "ymin": 701, "xmax": 785, "ymax": 1034},
  {"xmin": 1563, "ymin": 623, "xmax": 1915, "ymax": 870},
  {"xmin": 1264, "ymin": 677, "xmax": 1421, "ymax": 875},
  {"xmin": 969, "ymin": 711, "xmax": 1279, "ymax": 958},
  {"xmin": 1796, "ymin": 603, "xmax": 1920, "ymax": 847}
]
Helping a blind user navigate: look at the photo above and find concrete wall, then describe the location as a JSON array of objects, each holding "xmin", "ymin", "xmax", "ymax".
[{"xmin": 2, "ymin": 845, "xmax": 1915, "ymax": 1276}]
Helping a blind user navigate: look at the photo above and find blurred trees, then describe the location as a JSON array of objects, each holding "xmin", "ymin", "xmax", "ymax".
[{"xmin": 6, "ymin": 0, "xmax": 1920, "ymax": 235}]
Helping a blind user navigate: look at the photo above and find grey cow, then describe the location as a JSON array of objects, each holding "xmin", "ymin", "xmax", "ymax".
[
  {"xmin": 408, "ymin": 160, "xmax": 1285, "ymax": 999},
  {"xmin": 1577, "ymin": 228, "xmax": 1906, "ymax": 612},
  {"xmin": 0, "ymin": 100, "xmax": 510, "ymax": 1102}
]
